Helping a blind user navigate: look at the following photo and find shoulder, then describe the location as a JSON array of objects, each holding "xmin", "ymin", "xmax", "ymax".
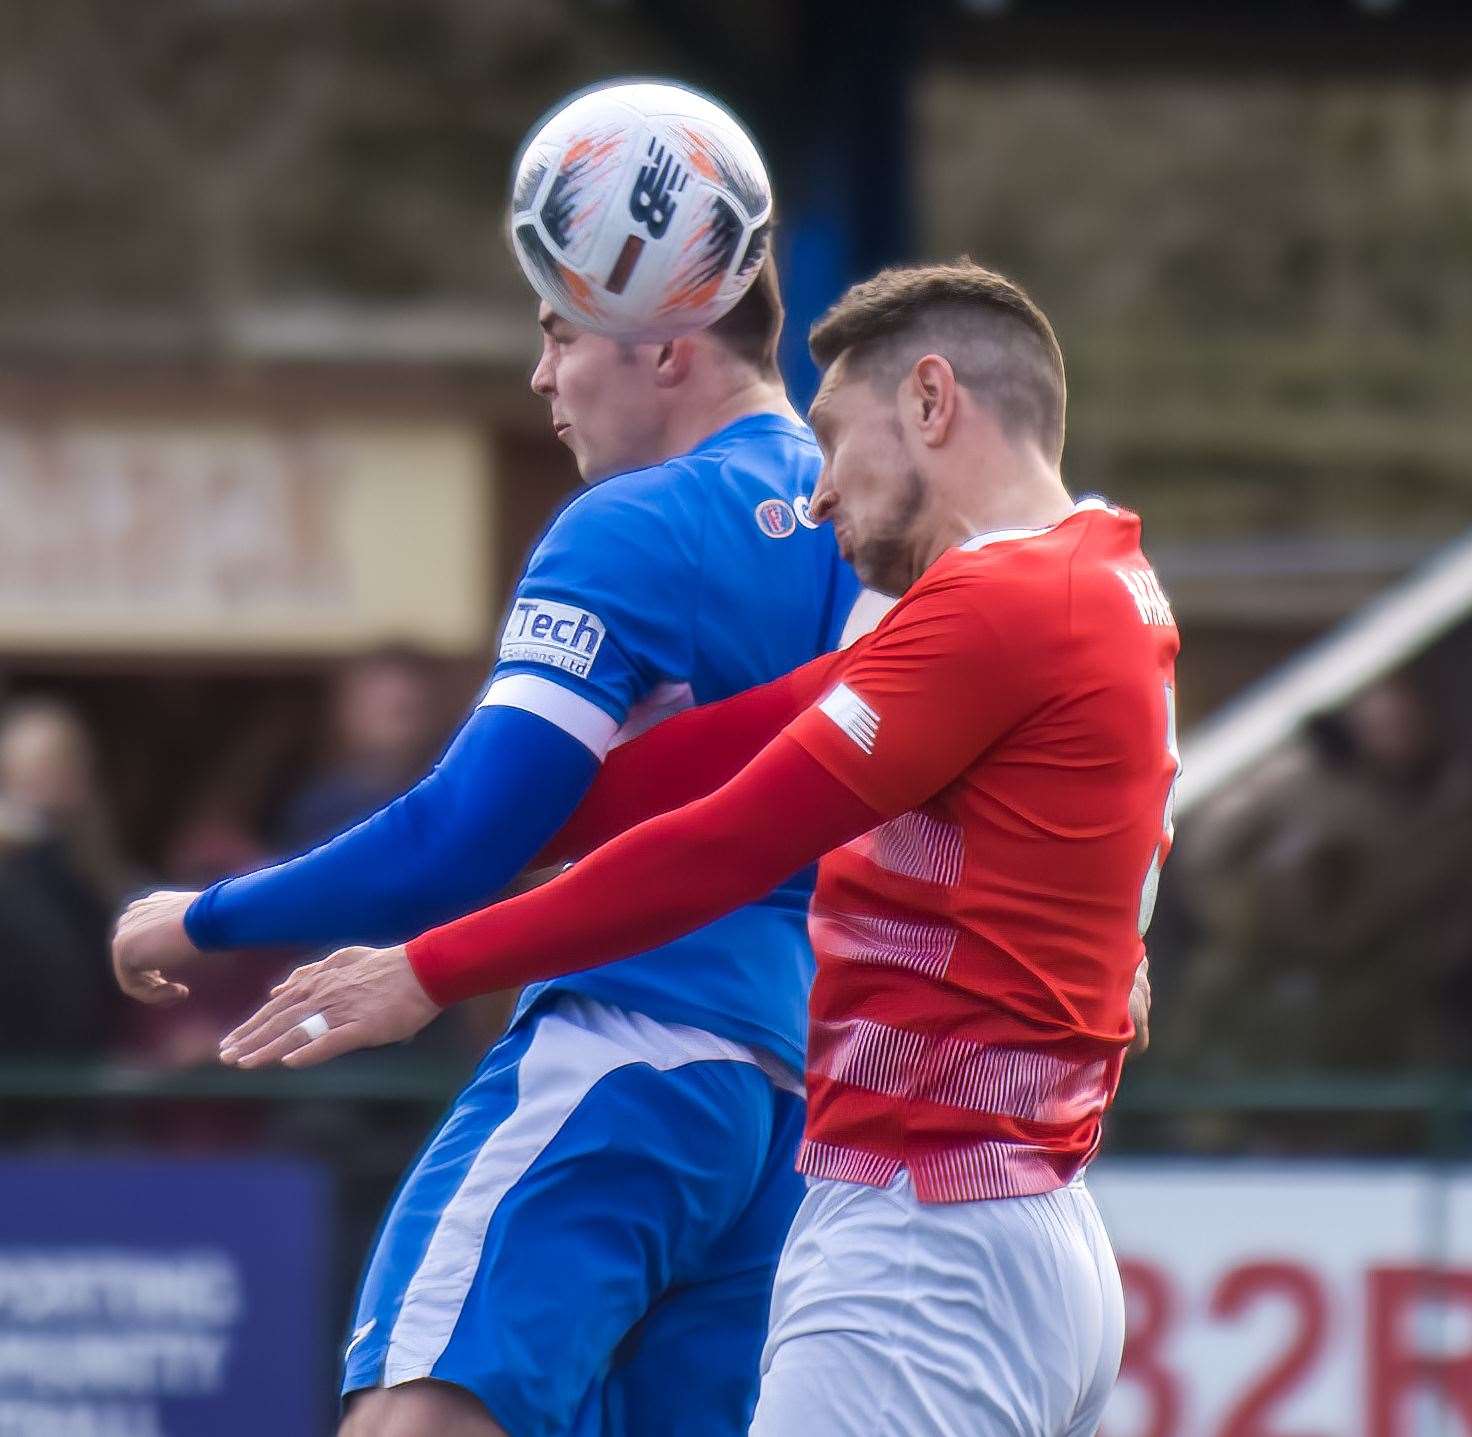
[
  {"xmin": 866, "ymin": 540, "xmax": 1060, "ymax": 669},
  {"xmin": 944, "ymin": 505, "xmax": 1141, "ymax": 609},
  {"xmin": 529, "ymin": 463, "xmax": 699, "ymax": 583},
  {"xmin": 858, "ymin": 558, "xmax": 1010, "ymax": 668},
  {"xmin": 545, "ymin": 462, "xmax": 692, "ymax": 542},
  {"xmin": 901, "ymin": 546, "xmax": 1028, "ymax": 617}
]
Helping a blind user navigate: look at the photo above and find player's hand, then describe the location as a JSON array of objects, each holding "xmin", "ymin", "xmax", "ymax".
[
  {"xmin": 111, "ymin": 890, "xmax": 205, "ymax": 1006},
  {"xmin": 1126, "ymin": 954, "xmax": 1151, "ymax": 1058},
  {"xmin": 218, "ymin": 944, "xmax": 442, "ymax": 1070}
]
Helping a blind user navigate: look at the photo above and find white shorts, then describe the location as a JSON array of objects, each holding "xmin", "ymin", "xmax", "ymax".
[{"xmin": 750, "ymin": 1170, "xmax": 1124, "ymax": 1437}]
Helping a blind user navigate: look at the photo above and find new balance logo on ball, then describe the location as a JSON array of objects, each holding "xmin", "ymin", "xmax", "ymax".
[
  {"xmin": 501, "ymin": 598, "xmax": 607, "ymax": 678},
  {"xmin": 819, "ymin": 683, "xmax": 881, "ymax": 755},
  {"xmin": 630, "ymin": 139, "xmax": 689, "ymax": 239}
]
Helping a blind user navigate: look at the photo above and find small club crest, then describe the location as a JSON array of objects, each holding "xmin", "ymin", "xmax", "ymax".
[{"xmin": 754, "ymin": 499, "xmax": 797, "ymax": 538}]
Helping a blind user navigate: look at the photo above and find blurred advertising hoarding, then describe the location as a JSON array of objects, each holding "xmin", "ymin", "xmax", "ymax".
[
  {"xmin": 0, "ymin": 1158, "xmax": 328, "ymax": 1437},
  {"xmin": 1094, "ymin": 1161, "xmax": 1472, "ymax": 1437},
  {"xmin": 0, "ymin": 419, "xmax": 492, "ymax": 655}
]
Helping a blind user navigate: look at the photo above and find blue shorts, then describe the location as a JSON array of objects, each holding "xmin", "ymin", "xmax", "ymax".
[{"xmin": 342, "ymin": 994, "xmax": 807, "ymax": 1437}]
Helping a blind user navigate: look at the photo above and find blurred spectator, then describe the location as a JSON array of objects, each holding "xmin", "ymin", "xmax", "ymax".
[
  {"xmin": 0, "ymin": 698, "xmax": 136, "ymax": 1054},
  {"xmin": 1167, "ymin": 675, "xmax": 1472, "ymax": 1076},
  {"xmin": 273, "ymin": 646, "xmax": 449, "ymax": 852}
]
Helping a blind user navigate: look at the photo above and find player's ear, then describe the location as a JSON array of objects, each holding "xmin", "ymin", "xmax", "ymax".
[
  {"xmin": 651, "ymin": 336, "xmax": 694, "ymax": 390},
  {"xmin": 908, "ymin": 355, "xmax": 958, "ymax": 449}
]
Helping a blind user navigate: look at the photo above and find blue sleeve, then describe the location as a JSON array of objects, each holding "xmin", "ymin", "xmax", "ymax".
[
  {"xmin": 494, "ymin": 474, "xmax": 697, "ymax": 728},
  {"xmin": 184, "ymin": 705, "xmax": 598, "ymax": 951}
]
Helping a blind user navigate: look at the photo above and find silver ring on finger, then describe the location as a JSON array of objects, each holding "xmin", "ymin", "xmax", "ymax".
[{"xmin": 297, "ymin": 1012, "xmax": 330, "ymax": 1042}]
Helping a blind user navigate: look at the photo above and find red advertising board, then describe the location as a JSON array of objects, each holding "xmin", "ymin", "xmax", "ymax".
[{"xmin": 1092, "ymin": 1162, "xmax": 1472, "ymax": 1437}]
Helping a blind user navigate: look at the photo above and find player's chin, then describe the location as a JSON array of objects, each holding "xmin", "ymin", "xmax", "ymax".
[{"xmin": 578, "ymin": 452, "xmax": 622, "ymax": 484}]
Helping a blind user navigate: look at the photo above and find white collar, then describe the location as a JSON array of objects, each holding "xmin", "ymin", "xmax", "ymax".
[{"xmin": 959, "ymin": 496, "xmax": 1115, "ymax": 553}]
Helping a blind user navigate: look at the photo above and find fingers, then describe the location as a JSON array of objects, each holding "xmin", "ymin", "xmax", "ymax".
[
  {"xmin": 226, "ymin": 1002, "xmax": 383, "ymax": 1069},
  {"xmin": 113, "ymin": 944, "xmax": 189, "ymax": 1005},
  {"xmin": 282, "ymin": 1021, "xmax": 376, "ymax": 1069},
  {"xmin": 222, "ymin": 1002, "xmax": 323, "ymax": 1068},
  {"xmin": 221, "ymin": 948, "xmax": 376, "ymax": 1064},
  {"xmin": 137, "ymin": 971, "xmax": 191, "ymax": 1006},
  {"xmin": 112, "ymin": 892, "xmax": 204, "ymax": 1005},
  {"xmin": 219, "ymin": 978, "xmax": 318, "ymax": 1061},
  {"xmin": 1126, "ymin": 955, "xmax": 1152, "ymax": 1058},
  {"xmin": 219, "ymin": 946, "xmax": 427, "ymax": 1072}
]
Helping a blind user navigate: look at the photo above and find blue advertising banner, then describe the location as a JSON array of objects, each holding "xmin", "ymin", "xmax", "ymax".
[{"xmin": 0, "ymin": 1157, "xmax": 329, "ymax": 1437}]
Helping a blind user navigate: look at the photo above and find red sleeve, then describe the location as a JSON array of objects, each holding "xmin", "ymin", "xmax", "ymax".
[
  {"xmin": 785, "ymin": 573, "xmax": 1030, "ymax": 817},
  {"xmin": 536, "ymin": 642, "xmax": 858, "ymax": 866},
  {"xmin": 408, "ymin": 733, "xmax": 882, "ymax": 1006}
]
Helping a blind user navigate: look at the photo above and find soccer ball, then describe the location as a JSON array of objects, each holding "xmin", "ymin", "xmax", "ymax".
[{"xmin": 509, "ymin": 80, "xmax": 774, "ymax": 343}]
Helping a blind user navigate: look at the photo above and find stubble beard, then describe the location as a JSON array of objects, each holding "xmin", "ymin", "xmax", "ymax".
[{"xmin": 852, "ymin": 465, "xmax": 927, "ymax": 597}]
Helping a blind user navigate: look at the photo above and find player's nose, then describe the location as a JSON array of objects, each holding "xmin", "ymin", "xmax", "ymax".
[
  {"xmin": 809, "ymin": 477, "xmax": 838, "ymax": 523},
  {"xmin": 530, "ymin": 349, "xmax": 556, "ymax": 398}
]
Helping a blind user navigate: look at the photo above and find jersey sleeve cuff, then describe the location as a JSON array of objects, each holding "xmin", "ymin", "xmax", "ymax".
[
  {"xmin": 405, "ymin": 928, "xmax": 474, "ymax": 1007},
  {"xmin": 479, "ymin": 673, "xmax": 621, "ymax": 759},
  {"xmin": 183, "ymin": 888, "xmax": 223, "ymax": 951}
]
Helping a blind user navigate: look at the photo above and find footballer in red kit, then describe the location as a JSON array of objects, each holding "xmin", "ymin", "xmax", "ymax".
[
  {"xmin": 228, "ymin": 260, "xmax": 1178, "ymax": 1437},
  {"xmin": 788, "ymin": 498, "xmax": 1178, "ymax": 1204}
]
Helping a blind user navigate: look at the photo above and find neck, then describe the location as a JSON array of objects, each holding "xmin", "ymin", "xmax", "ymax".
[
  {"xmin": 914, "ymin": 441, "xmax": 1074, "ymax": 578},
  {"xmin": 663, "ymin": 371, "xmax": 800, "ymax": 457}
]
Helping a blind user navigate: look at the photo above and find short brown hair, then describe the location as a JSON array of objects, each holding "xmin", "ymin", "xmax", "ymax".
[
  {"xmin": 809, "ymin": 259, "xmax": 1066, "ymax": 458},
  {"xmin": 708, "ymin": 253, "xmax": 784, "ymax": 377}
]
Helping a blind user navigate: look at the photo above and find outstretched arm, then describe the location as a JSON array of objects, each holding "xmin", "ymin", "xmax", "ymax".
[
  {"xmin": 218, "ymin": 735, "xmax": 881, "ymax": 1066},
  {"xmin": 188, "ymin": 704, "xmax": 598, "ymax": 950},
  {"xmin": 194, "ymin": 638, "xmax": 854, "ymax": 954},
  {"xmin": 117, "ymin": 642, "xmax": 856, "ymax": 1005},
  {"xmin": 112, "ymin": 703, "xmax": 599, "ymax": 1006},
  {"xmin": 416, "ymin": 733, "xmax": 882, "ymax": 1003},
  {"xmin": 537, "ymin": 643, "xmax": 853, "ymax": 865},
  {"xmin": 217, "ymin": 576, "xmax": 1013, "ymax": 1069}
]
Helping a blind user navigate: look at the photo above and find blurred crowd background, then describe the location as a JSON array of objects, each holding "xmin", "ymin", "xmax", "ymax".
[{"xmin": 4, "ymin": 2, "xmax": 1472, "ymax": 1428}]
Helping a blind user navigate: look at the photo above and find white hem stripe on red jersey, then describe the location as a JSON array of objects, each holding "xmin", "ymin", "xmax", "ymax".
[
  {"xmin": 794, "ymin": 1136, "xmax": 1080, "ymax": 1203},
  {"xmin": 807, "ymin": 1017, "xmax": 1115, "ymax": 1126},
  {"xmin": 809, "ymin": 907, "xmax": 957, "ymax": 979},
  {"xmin": 850, "ymin": 810, "xmax": 964, "ymax": 887},
  {"xmin": 809, "ymin": 1017, "xmax": 925, "ymax": 1096},
  {"xmin": 909, "ymin": 1139, "xmax": 1077, "ymax": 1202},
  {"xmin": 794, "ymin": 1139, "xmax": 903, "ymax": 1189},
  {"xmin": 923, "ymin": 1042, "xmax": 1113, "ymax": 1124}
]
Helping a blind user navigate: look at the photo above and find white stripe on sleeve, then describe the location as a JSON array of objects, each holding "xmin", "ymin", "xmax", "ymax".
[{"xmin": 478, "ymin": 673, "xmax": 620, "ymax": 759}]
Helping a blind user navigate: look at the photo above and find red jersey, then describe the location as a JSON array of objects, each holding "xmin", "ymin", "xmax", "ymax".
[{"xmin": 785, "ymin": 499, "xmax": 1179, "ymax": 1202}]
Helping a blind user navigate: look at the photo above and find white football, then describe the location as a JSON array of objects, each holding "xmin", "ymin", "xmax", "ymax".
[{"xmin": 509, "ymin": 80, "xmax": 773, "ymax": 342}]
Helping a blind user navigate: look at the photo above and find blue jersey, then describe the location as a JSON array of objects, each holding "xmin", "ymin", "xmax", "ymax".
[{"xmin": 486, "ymin": 412, "xmax": 858, "ymax": 1071}]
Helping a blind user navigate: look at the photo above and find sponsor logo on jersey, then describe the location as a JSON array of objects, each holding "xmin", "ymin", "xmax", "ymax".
[
  {"xmin": 793, "ymin": 494, "xmax": 820, "ymax": 530},
  {"xmin": 754, "ymin": 498, "xmax": 797, "ymax": 539},
  {"xmin": 501, "ymin": 597, "xmax": 606, "ymax": 678},
  {"xmin": 819, "ymin": 682, "xmax": 880, "ymax": 754}
]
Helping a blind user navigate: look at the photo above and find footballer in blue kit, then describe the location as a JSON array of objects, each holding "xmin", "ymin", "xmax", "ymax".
[{"xmin": 112, "ymin": 263, "xmax": 864, "ymax": 1436}]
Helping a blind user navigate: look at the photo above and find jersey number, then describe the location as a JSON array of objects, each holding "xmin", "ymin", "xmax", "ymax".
[{"xmin": 1137, "ymin": 683, "xmax": 1179, "ymax": 937}]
